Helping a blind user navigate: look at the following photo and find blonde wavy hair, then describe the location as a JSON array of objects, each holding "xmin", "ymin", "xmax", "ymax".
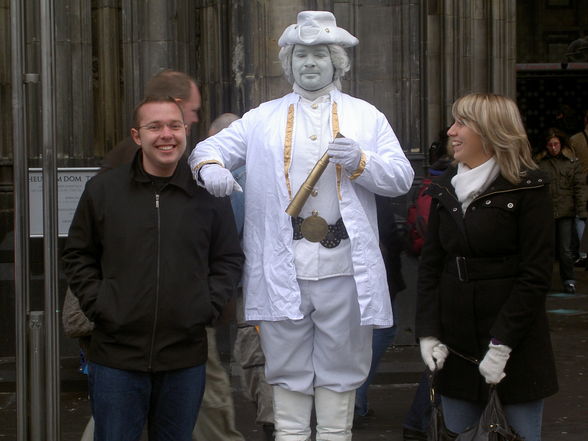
[{"xmin": 451, "ymin": 93, "xmax": 537, "ymax": 184}]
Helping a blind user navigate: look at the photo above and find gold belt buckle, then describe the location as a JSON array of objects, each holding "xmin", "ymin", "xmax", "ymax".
[{"xmin": 300, "ymin": 211, "xmax": 328, "ymax": 242}]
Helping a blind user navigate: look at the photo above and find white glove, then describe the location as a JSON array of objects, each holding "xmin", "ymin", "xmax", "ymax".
[
  {"xmin": 198, "ymin": 164, "xmax": 242, "ymax": 197},
  {"xmin": 327, "ymin": 137, "xmax": 362, "ymax": 172},
  {"xmin": 419, "ymin": 337, "xmax": 449, "ymax": 372},
  {"xmin": 479, "ymin": 342, "xmax": 511, "ymax": 384}
]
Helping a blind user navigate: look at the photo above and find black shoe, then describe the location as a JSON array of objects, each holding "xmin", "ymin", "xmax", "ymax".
[
  {"xmin": 403, "ymin": 427, "xmax": 428, "ymax": 441},
  {"xmin": 353, "ymin": 408, "xmax": 375, "ymax": 429},
  {"xmin": 564, "ymin": 282, "xmax": 576, "ymax": 294},
  {"xmin": 262, "ymin": 423, "xmax": 275, "ymax": 441}
]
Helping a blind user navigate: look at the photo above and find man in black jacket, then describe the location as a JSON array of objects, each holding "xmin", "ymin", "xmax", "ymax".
[{"xmin": 63, "ymin": 96, "xmax": 244, "ymax": 441}]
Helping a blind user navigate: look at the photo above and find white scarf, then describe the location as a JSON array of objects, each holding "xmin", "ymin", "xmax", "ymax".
[{"xmin": 451, "ymin": 157, "xmax": 500, "ymax": 214}]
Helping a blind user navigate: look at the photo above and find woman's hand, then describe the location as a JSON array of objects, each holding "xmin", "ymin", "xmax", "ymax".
[
  {"xmin": 479, "ymin": 342, "xmax": 512, "ymax": 384},
  {"xmin": 419, "ymin": 336, "xmax": 449, "ymax": 371}
]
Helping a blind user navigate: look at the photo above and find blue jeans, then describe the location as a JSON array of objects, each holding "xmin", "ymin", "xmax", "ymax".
[
  {"xmin": 403, "ymin": 370, "xmax": 433, "ymax": 432},
  {"xmin": 354, "ymin": 326, "xmax": 397, "ymax": 416},
  {"xmin": 441, "ymin": 395, "xmax": 544, "ymax": 441},
  {"xmin": 88, "ymin": 362, "xmax": 206, "ymax": 441},
  {"xmin": 555, "ymin": 217, "xmax": 575, "ymax": 284}
]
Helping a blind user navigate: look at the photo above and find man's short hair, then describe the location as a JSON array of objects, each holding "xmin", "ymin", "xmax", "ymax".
[
  {"xmin": 144, "ymin": 70, "xmax": 195, "ymax": 102},
  {"xmin": 278, "ymin": 44, "xmax": 351, "ymax": 87},
  {"xmin": 208, "ymin": 113, "xmax": 240, "ymax": 137},
  {"xmin": 133, "ymin": 96, "xmax": 184, "ymax": 128}
]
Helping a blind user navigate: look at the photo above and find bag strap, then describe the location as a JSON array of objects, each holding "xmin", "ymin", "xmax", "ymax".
[{"xmin": 447, "ymin": 346, "xmax": 480, "ymax": 365}]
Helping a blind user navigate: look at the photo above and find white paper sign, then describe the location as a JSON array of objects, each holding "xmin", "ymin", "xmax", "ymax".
[{"xmin": 28, "ymin": 168, "xmax": 99, "ymax": 237}]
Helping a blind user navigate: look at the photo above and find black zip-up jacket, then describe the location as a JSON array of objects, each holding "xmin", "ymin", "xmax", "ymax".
[{"xmin": 63, "ymin": 151, "xmax": 244, "ymax": 372}]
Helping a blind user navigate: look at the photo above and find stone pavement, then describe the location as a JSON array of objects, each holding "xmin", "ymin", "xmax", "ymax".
[{"xmin": 0, "ymin": 265, "xmax": 587, "ymax": 440}]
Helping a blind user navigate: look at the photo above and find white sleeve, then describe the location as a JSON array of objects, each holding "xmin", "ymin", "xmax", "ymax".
[{"xmin": 351, "ymin": 111, "xmax": 414, "ymax": 197}]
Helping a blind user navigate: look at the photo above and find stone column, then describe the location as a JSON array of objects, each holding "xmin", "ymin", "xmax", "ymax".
[
  {"xmin": 55, "ymin": 0, "xmax": 93, "ymax": 162},
  {"xmin": 425, "ymin": 0, "xmax": 516, "ymax": 146},
  {"xmin": 120, "ymin": 0, "xmax": 197, "ymax": 138},
  {"xmin": 94, "ymin": 0, "xmax": 122, "ymax": 156}
]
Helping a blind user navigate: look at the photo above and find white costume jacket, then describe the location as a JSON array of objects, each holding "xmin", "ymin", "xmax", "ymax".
[{"xmin": 189, "ymin": 89, "xmax": 414, "ymax": 326}]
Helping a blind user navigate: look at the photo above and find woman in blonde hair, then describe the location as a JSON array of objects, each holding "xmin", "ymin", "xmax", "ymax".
[{"xmin": 415, "ymin": 93, "xmax": 558, "ymax": 441}]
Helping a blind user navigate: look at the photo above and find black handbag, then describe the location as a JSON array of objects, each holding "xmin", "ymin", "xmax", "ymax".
[
  {"xmin": 427, "ymin": 371, "xmax": 457, "ymax": 441},
  {"xmin": 428, "ymin": 367, "xmax": 524, "ymax": 441},
  {"xmin": 455, "ymin": 387, "xmax": 524, "ymax": 441}
]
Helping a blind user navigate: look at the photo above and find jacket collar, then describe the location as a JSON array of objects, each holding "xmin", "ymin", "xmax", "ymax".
[
  {"xmin": 429, "ymin": 164, "xmax": 549, "ymax": 200},
  {"xmin": 130, "ymin": 149, "xmax": 197, "ymax": 196}
]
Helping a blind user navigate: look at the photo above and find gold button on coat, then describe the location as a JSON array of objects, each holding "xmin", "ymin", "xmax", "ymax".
[{"xmin": 310, "ymin": 135, "xmax": 317, "ymax": 141}]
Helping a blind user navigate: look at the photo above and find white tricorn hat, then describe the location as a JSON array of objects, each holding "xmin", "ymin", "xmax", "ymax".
[{"xmin": 278, "ymin": 11, "xmax": 359, "ymax": 48}]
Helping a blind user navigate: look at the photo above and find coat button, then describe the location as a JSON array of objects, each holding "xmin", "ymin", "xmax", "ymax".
[
  {"xmin": 485, "ymin": 200, "xmax": 491, "ymax": 205},
  {"xmin": 310, "ymin": 135, "xmax": 317, "ymax": 141},
  {"xmin": 311, "ymin": 103, "xmax": 318, "ymax": 109},
  {"xmin": 538, "ymin": 178, "xmax": 543, "ymax": 182},
  {"xmin": 452, "ymin": 207, "xmax": 458, "ymax": 212},
  {"xmin": 438, "ymin": 192, "xmax": 443, "ymax": 196},
  {"xmin": 311, "ymin": 189, "xmax": 318, "ymax": 197},
  {"xmin": 507, "ymin": 202, "xmax": 514, "ymax": 208},
  {"xmin": 526, "ymin": 180, "xmax": 531, "ymax": 184}
]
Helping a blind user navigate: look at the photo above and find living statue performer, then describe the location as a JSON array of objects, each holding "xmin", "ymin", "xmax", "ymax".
[{"xmin": 188, "ymin": 11, "xmax": 414, "ymax": 441}]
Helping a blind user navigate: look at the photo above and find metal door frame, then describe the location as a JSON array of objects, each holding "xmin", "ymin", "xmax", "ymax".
[{"xmin": 12, "ymin": 0, "xmax": 61, "ymax": 439}]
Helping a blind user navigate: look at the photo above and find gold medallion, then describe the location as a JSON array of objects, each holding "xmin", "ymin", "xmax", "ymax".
[{"xmin": 300, "ymin": 211, "xmax": 328, "ymax": 242}]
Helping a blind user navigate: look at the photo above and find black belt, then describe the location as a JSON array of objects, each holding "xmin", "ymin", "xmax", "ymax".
[
  {"xmin": 445, "ymin": 255, "xmax": 520, "ymax": 282},
  {"xmin": 292, "ymin": 217, "xmax": 349, "ymax": 248}
]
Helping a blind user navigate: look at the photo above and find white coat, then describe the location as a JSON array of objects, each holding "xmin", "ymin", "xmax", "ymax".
[{"xmin": 188, "ymin": 89, "xmax": 414, "ymax": 326}]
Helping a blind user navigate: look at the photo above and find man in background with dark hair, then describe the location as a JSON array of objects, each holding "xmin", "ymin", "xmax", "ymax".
[{"xmin": 101, "ymin": 69, "xmax": 201, "ymax": 170}]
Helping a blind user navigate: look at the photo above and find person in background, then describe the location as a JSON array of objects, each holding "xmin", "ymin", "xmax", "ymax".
[
  {"xmin": 417, "ymin": 93, "xmax": 558, "ymax": 441},
  {"xmin": 212, "ymin": 112, "xmax": 277, "ymax": 441},
  {"xmin": 402, "ymin": 131, "xmax": 452, "ymax": 441},
  {"xmin": 63, "ymin": 96, "xmax": 243, "ymax": 441},
  {"xmin": 535, "ymin": 127, "xmax": 586, "ymax": 293},
  {"xmin": 353, "ymin": 196, "xmax": 406, "ymax": 424},
  {"xmin": 101, "ymin": 69, "xmax": 201, "ymax": 171},
  {"xmin": 570, "ymin": 109, "xmax": 588, "ymax": 267},
  {"xmin": 193, "ymin": 113, "xmax": 247, "ymax": 441}
]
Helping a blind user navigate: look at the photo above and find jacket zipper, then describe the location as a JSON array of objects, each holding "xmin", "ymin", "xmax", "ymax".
[{"xmin": 148, "ymin": 193, "xmax": 161, "ymax": 370}]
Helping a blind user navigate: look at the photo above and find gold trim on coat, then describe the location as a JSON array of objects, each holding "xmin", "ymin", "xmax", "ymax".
[
  {"xmin": 331, "ymin": 102, "xmax": 343, "ymax": 201},
  {"xmin": 283, "ymin": 99, "xmax": 343, "ymax": 201},
  {"xmin": 349, "ymin": 152, "xmax": 367, "ymax": 180},
  {"xmin": 193, "ymin": 159, "xmax": 224, "ymax": 171},
  {"xmin": 284, "ymin": 104, "xmax": 295, "ymax": 200}
]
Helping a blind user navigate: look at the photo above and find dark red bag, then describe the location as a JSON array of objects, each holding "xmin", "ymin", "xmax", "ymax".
[{"xmin": 406, "ymin": 178, "xmax": 432, "ymax": 256}]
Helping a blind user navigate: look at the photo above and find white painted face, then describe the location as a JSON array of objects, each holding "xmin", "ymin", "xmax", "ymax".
[{"xmin": 292, "ymin": 44, "xmax": 334, "ymax": 91}]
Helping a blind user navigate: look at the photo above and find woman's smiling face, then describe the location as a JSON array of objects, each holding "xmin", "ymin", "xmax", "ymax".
[{"xmin": 447, "ymin": 119, "xmax": 490, "ymax": 168}]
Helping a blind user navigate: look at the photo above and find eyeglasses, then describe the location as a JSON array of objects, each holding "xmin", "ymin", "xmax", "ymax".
[{"xmin": 137, "ymin": 121, "xmax": 187, "ymax": 133}]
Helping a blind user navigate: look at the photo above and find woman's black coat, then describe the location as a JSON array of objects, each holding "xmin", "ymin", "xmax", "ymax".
[{"xmin": 416, "ymin": 166, "xmax": 558, "ymax": 404}]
